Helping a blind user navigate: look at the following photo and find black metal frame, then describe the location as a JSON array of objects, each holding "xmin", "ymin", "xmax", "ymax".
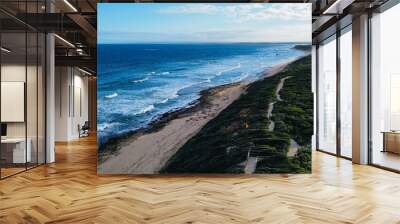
[
  {"xmin": 315, "ymin": 44, "xmax": 319, "ymax": 152},
  {"xmin": 0, "ymin": 0, "xmax": 47, "ymax": 180},
  {"xmin": 366, "ymin": 0, "xmax": 400, "ymax": 172},
  {"xmin": 315, "ymin": 0, "xmax": 400, "ymax": 171},
  {"xmin": 367, "ymin": 10, "xmax": 373, "ymax": 166},
  {"xmin": 315, "ymin": 33, "xmax": 338, "ymax": 156},
  {"xmin": 336, "ymin": 23, "xmax": 341, "ymax": 158},
  {"xmin": 315, "ymin": 21, "xmax": 353, "ymax": 162}
]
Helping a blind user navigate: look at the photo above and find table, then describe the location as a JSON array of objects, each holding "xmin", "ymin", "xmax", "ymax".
[
  {"xmin": 382, "ymin": 131, "xmax": 400, "ymax": 154},
  {"xmin": 1, "ymin": 138, "xmax": 31, "ymax": 164}
]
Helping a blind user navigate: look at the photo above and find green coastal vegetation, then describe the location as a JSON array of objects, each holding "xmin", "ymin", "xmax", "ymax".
[
  {"xmin": 293, "ymin": 44, "xmax": 311, "ymax": 51},
  {"xmin": 161, "ymin": 56, "xmax": 313, "ymax": 174}
]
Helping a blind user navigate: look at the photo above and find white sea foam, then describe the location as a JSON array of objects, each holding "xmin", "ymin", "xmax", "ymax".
[
  {"xmin": 160, "ymin": 98, "xmax": 169, "ymax": 104},
  {"xmin": 133, "ymin": 105, "xmax": 155, "ymax": 115},
  {"xmin": 131, "ymin": 77, "xmax": 149, "ymax": 83},
  {"xmin": 161, "ymin": 72, "xmax": 170, "ymax": 75},
  {"xmin": 156, "ymin": 89, "xmax": 180, "ymax": 105},
  {"xmin": 98, "ymin": 122, "xmax": 120, "ymax": 131},
  {"xmin": 174, "ymin": 83, "xmax": 199, "ymax": 95},
  {"xmin": 143, "ymin": 105, "xmax": 154, "ymax": 113},
  {"xmin": 105, "ymin": 92, "xmax": 118, "ymax": 99},
  {"xmin": 236, "ymin": 73, "xmax": 250, "ymax": 82},
  {"xmin": 171, "ymin": 91, "xmax": 179, "ymax": 99},
  {"xmin": 197, "ymin": 78, "xmax": 211, "ymax": 85},
  {"xmin": 216, "ymin": 63, "xmax": 241, "ymax": 76}
]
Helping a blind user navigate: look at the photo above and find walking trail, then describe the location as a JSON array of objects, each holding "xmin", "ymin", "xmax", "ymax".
[{"xmin": 244, "ymin": 76, "xmax": 299, "ymax": 174}]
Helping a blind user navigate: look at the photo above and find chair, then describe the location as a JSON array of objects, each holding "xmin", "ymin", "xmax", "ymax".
[{"xmin": 79, "ymin": 121, "xmax": 90, "ymax": 138}]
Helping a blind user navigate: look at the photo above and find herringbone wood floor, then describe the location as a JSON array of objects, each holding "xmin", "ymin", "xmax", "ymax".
[{"xmin": 1, "ymin": 135, "xmax": 400, "ymax": 224}]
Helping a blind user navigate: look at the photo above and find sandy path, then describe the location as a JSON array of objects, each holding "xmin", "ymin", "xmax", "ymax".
[
  {"xmin": 245, "ymin": 76, "xmax": 293, "ymax": 173},
  {"xmin": 267, "ymin": 102, "xmax": 276, "ymax": 131},
  {"xmin": 244, "ymin": 157, "xmax": 258, "ymax": 174},
  {"xmin": 99, "ymin": 58, "xmax": 301, "ymax": 174},
  {"xmin": 276, "ymin": 77, "xmax": 291, "ymax": 101},
  {"xmin": 267, "ymin": 76, "xmax": 292, "ymax": 131},
  {"xmin": 287, "ymin": 139, "xmax": 299, "ymax": 157}
]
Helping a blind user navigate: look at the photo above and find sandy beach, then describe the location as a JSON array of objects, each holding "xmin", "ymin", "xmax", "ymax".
[{"xmin": 98, "ymin": 57, "xmax": 302, "ymax": 174}]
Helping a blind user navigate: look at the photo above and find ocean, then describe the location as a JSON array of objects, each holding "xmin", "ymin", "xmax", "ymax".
[{"xmin": 97, "ymin": 43, "xmax": 307, "ymax": 143}]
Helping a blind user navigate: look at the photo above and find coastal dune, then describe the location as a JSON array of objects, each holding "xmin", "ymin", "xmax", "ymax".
[{"xmin": 98, "ymin": 58, "xmax": 302, "ymax": 174}]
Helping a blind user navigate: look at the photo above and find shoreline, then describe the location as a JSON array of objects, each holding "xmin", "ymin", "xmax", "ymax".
[
  {"xmin": 97, "ymin": 82, "xmax": 242, "ymax": 162},
  {"xmin": 98, "ymin": 55, "xmax": 306, "ymax": 174}
]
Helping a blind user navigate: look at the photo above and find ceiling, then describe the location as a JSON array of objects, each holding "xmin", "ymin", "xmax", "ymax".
[{"xmin": 1, "ymin": 0, "xmax": 99, "ymax": 74}]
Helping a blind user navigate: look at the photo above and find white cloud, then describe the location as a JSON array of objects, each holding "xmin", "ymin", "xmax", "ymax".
[
  {"xmin": 160, "ymin": 4, "xmax": 219, "ymax": 14},
  {"xmin": 190, "ymin": 24, "xmax": 311, "ymax": 43},
  {"xmin": 99, "ymin": 22, "xmax": 311, "ymax": 43},
  {"xmin": 159, "ymin": 3, "xmax": 311, "ymax": 22},
  {"xmin": 100, "ymin": 3, "xmax": 311, "ymax": 43}
]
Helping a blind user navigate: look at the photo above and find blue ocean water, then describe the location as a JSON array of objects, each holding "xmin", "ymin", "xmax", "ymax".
[{"xmin": 98, "ymin": 43, "xmax": 306, "ymax": 143}]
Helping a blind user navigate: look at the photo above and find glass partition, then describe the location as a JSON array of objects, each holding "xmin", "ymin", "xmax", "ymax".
[
  {"xmin": 38, "ymin": 32, "xmax": 46, "ymax": 165},
  {"xmin": 27, "ymin": 30, "xmax": 38, "ymax": 169},
  {"xmin": 0, "ymin": 2, "xmax": 46, "ymax": 179},
  {"xmin": 317, "ymin": 35, "xmax": 337, "ymax": 154},
  {"xmin": 370, "ymin": 4, "xmax": 400, "ymax": 171},
  {"xmin": 339, "ymin": 27, "xmax": 352, "ymax": 158},
  {"xmin": 1, "ymin": 31, "xmax": 28, "ymax": 177}
]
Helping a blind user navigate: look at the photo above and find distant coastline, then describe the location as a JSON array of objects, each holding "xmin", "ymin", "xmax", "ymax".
[{"xmin": 293, "ymin": 44, "xmax": 311, "ymax": 51}]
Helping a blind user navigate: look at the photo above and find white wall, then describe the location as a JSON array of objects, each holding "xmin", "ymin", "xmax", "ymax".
[
  {"xmin": 55, "ymin": 67, "xmax": 70, "ymax": 141},
  {"xmin": 1, "ymin": 65, "xmax": 41, "ymax": 137},
  {"xmin": 1, "ymin": 63, "xmax": 46, "ymax": 164},
  {"xmin": 73, "ymin": 73, "xmax": 89, "ymax": 137},
  {"xmin": 55, "ymin": 67, "xmax": 89, "ymax": 141},
  {"xmin": 1, "ymin": 64, "xmax": 26, "ymax": 139}
]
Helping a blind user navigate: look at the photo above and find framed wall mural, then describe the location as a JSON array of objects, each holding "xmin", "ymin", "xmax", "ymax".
[{"xmin": 97, "ymin": 3, "xmax": 313, "ymax": 174}]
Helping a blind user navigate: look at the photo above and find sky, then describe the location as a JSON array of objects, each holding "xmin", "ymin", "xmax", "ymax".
[{"xmin": 98, "ymin": 3, "xmax": 311, "ymax": 44}]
